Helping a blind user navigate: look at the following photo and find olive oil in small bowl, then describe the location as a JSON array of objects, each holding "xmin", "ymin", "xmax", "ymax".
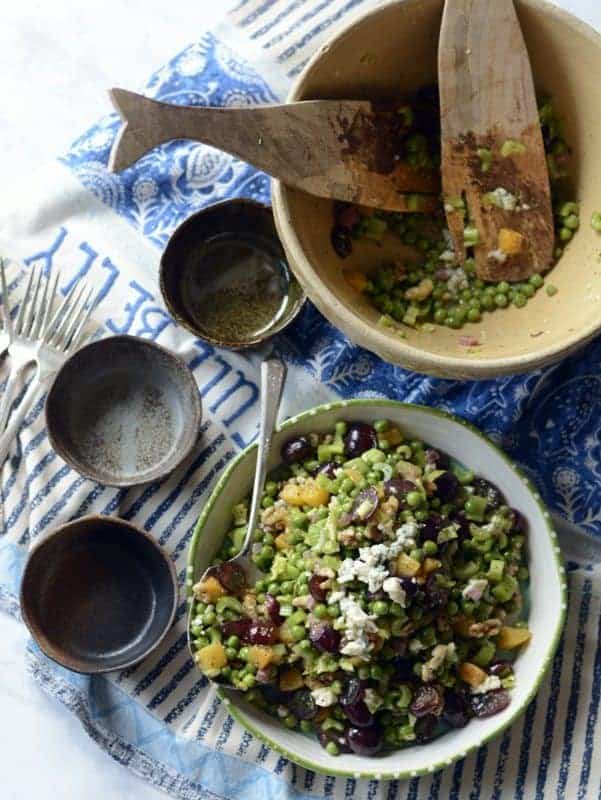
[{"xmin": 160, "ymin": 200, "xmax": 305, "ymax": 349}]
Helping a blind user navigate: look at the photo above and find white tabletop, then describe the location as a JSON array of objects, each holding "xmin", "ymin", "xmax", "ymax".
[{"xmin": 1, "ymin": 1, "xmax": 600, "ymax": 799}]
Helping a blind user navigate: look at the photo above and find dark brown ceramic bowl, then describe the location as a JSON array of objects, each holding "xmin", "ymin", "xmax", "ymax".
[
  {"xmin": 20, "ymin": 515, "xmax": 178, "ymax": 673},
  {"xmin": 160, "ymin": 199, "xmax": 305, "ymax": 349},
  {"xmin": 45, "ymin": 335, "xmax": 202, "ymax": 487}
]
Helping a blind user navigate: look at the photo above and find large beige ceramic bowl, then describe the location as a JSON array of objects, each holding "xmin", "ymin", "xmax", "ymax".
[{"xmin": 272, "ymin": 0, "xmax": 601, "ymax": 379}]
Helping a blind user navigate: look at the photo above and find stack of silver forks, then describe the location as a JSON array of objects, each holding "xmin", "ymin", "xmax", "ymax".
[{"xmin": 0, "ymin": 258, "xmax": 98, "ymax": 464}]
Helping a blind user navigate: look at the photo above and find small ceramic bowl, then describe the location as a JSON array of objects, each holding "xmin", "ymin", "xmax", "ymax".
[
  {"xmin": 45, "ymin": 335, "xmax": 202, "ymax": 487},
  {"xmin": 187, "ymin": 400, "xmax": 566, "ymax": 779},
  {"xmin": 160, "ymin": 199, "xmax": 305, "ymax": 349},
  {"xmin": 272, "ymin": 0, "xmax": 601, "ymax": 378},
  {"xmin": 21, "ymin": 515, "xmax": 178, "ymax": 673}
]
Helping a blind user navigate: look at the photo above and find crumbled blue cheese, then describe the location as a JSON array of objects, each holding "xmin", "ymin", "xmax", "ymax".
[
  {"xmin": 471, "ymin": 675, "xmax": 502, "ymax": 694},
  {"xmin": 388, "ymin": 522, "xmax": 418, "ymax": 556},
  {"xmin": 363, "ymin": 688, "xmax": 384, "ymax": 713},
  {"xmin": 421, "ymin": 643, "xmax": 451, "ymax": 682},
  {"xmin": 327, "ymin": 590, "xmax": 346, "ymax": 605},
  {"xmin": 338, "ymin": 595, "xmax": 378, "ymax": 659},
  {"xmin": 462, "ymin": 578, "xmax": 489, "ymax": 601},
  {"xmin": 382, "ymin": 576, "xmax": 407, "ymax": 607},
  {"xmin": 488, "ymin": 248, "xmax": 508, "ymax": 264},
  {"xmin": 311, "ymin": 687, "xmax": 337, "ymax": 707},
  {"xmin": 439, "ymin": 249, "xmax": 457, "ymax": 263},
  {"xmin": 488, "ymin": 187, "xmax": 518, "ymax": 211}
]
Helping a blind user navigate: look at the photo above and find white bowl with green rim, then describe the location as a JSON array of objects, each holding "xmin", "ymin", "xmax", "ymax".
[{"xmin": 186, "ymin": 401, "xmax": 566, "ymax": 779}]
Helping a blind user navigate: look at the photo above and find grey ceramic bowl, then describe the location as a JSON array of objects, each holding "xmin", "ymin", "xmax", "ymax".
[
  {"xmin": 45, "ymin": 335, "xmax": 202, "ymax": 487},
  {"xmin": 20, "ymin": 515, "xmax": 178, "ymax": 674},
  {"xmin": 160, "ymin": 199, "xmax": 306, "ymax": 349}
]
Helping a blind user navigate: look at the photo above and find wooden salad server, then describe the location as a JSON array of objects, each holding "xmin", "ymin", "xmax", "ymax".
[
  {"xmin": 438, "ymin": 0, "xmax": 554, "ymax": 281},
  {"xmin": 108, "ymin": 88, "xmax": 440, "ymax": 213}
]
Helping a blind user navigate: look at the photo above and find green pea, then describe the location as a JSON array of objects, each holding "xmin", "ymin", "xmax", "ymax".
[
  {"xmin": 225, "ymin": 647, "xmax": 238, "ymax": 660},
  {"xmin": 372, "ymin": 600, "xmax": 389, "ymax": 616},
  {"xmin": 283, "ymin": 714, "xmax": 297, "ymax": 729},
  {"xmin": 410, "ymin": 548, "xmax": 423, "ymax": 562},
  {"xmin": 529, "ymin": 273, "xmax": 544, "ymax": 288},
  {"xmin": 494, "ymin": 293, "xmax": 508, "ymax": 308},
  {"xmin": 203, "ymin": 610, "xmax": 216, "ymax": 625},
  {"xmin": 407, "ymin": 490, "xmax": 423, "ymax": 508},
  {"xmin": 447, "ymin": 314, "xmax": 462, "ymax": 329},
  {"xmin": 314, "ymin": 604, "xmax": 329, "ymax": 619},
  {"xmin": 560, "ymin": 226, "xmax": 573, "ymax": 242},
  {"xmin": 328, "ymin": 604, "xmax": 340, "ymax": 618},
  {"xmin": 261, "ymin": 545, "xmax": 275, "ymax": 560},
  {"xmin": 239, "ymin": 646, "xmax": 249, "ymax": 661},
  {"xmin": 467, "ymin": 307, "xmax": 481, "ymax": 322},
  {"xmin": 481, "ymin": 294, "xmax": 495, "ymax": 311},
  {"xmin": 564, "ymin": 213, "xmax": 580, "ymax": 230},
  {"xmin": 370, "ymin": 664, "xmax": 384, "ymax": 680},
  {"xmin": 291, "ymin": 624, "xmax": 306, "ymax": 641},
  {"xmin": 227, "ymin": 635, "xmax": 240, "ymax": 649},
  {"xmin": 300, "ymin": 720, "xmax": 313, "ymax": 734},
  {"xmin": 374, "ymin": 419, "xmax": 389, "ymax": 433},
  {"xmin": 521, "ymin": 284, "xmax": 535, "ymax": 298},
  {"xmin": 434, "ymin": 308, "xmax": 447, "ymax": 324},
  {"xmin": 423, "ymin": 540, "xmax": 438, "ymax": 556},
  {"xmin": 325, "ymin": 741, "xmax": 339, "ymax": 756},
  {"xmin": 512, "ymin": 292, "xmax": 527, "ymax": 308}
]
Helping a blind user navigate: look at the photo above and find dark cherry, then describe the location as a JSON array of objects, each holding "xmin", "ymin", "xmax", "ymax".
[
  {"xmin": 400, "ymin": 577, "xmax": 419, "ymax": 598},
  {"xmin": 471, "ymin": 690, "xmax": 511, "ymax": 718},
  {"xmin": 344, "ymin": 423, "xmax": 378, "ymax": 457},
  {"xmin": 342, "ymin": 699, "xmax": 373, "ymax": 728},
  {"xmin": 347, "ymin": 723, "xmax": 383, "ymax": 756},
  {"xmin": 391, "ymin": 656, "xmax": 416, "ymax": 682},
  {"xmin": 308, "ymin": 573, "xmax": 328, "ymax": 603},
  {"xmin": 248, "ymin": 621, "xmax": 278, "ymax": 645},
  {"xmin": 214, "ymin": 561, "xmax": 246, "ymax": 594},
  {"xmin": 383, "ymin": 477, "xmax": 416, "ymax": 498},
  {"xmin": 309, "ymin": 622, "xmax": 341, "ymax": 653},
  {"xmin": 289, "ymin": 689, "xmax": 318, "ymax": 721},
  {"xmin": 221, "ymin": 618, "xmax": 252, "ymax": 641},
  {"xmin": 264, "ymin": 593, "xmax": 283, "ymax": 624},
  {"xmin": 414, "ymin": 714, "xmax": 438, "ymax": 744},
  {"xmin": 424, "ymin": 448, "xmax": 450, "ymax": 470},
  {"xmin": 472, "ymin": 477, "xmax": 505, "ymax": 509},
  {"xmin": 350, "ymin": 487, "xmax": 380, "ymax": 522},
  {"xmin": 488, "ymin": 660, "xmax": 514, "ymax": 678},
  {"xmin": 317, "ymin": 461, "xmax": 338, "ymax": 480},
  {"xmin": 340, "ymin": 676, "xmax": 364, "ymax": 707},
  {"xmin": 410, "ymin": 684, "xmax": 444, "ymax": 718},
  {"xmin": 420, "ymin": 513, "xmax": 444, "ymax": 542},
  {"xmin": 281, "ymin": 435, "xmax": 314, "ymax": 464},
  {"xmin": 433, "ymin": 471, "xmax": 460, "ymax": 502},
  {"xmin": 424, "ymin": 572, "xmax": 450, "ymax": 611},
  {"xmin": 331, "ymin": 227, "xmax": 352, "ymax": 258},
  {"xmin": 441, "ymin": 690, "xmax": 470, "ymax": 728}
]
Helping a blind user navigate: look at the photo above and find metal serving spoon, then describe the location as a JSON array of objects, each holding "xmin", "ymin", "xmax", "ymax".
[{"xmin": 190, "ymin": 357, "xmax": 286, "ymax": 687}]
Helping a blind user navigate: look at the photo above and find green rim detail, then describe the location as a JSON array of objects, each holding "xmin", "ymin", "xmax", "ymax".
[{"xmin": 186, "ymin": 400, "xmax": 567, "ymax": 780}]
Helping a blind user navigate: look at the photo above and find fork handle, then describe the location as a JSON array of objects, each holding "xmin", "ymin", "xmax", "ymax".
[{"xmin": 0, "ymin": 374, "xmax": 44, "ymax": 464}]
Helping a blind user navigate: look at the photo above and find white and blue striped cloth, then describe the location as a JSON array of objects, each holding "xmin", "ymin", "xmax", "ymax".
[{"xmin": 2, "ymin": 1, "xmax": 601, "ymax": 798}]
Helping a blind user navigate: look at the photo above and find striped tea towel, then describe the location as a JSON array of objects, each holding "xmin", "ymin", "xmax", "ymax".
[{"xmin": 2, "ymin": 1, "xmax": 601, "ymax": 798}]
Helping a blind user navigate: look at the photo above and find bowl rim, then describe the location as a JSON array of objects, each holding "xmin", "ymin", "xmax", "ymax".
[
  {"xmin": 45, "ymin": 334, "xmax": 203, "ymax": 487},
  {"xmin": 271, "ymin": 0, "xmax": 601, "ymax": 379},
  {"xmin": 186, "ymin": 399, "xmax": 567, "ymax": 779},
  {"xmin": 20, "ymin": 513, "xmax": 179, "ymax": 674},
  {"xmin": 159, "ymin": 198, "xmax": 307, "ymax": 350}
]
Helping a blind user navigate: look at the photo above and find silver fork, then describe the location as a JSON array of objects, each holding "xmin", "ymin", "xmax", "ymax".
[
  {"xmin": 0, "ymin": 262, "xmax": 57, "ymax": 433},
  {"xmin": 0, "ymin": 269, "xmax": 97, "ymax": 464}
]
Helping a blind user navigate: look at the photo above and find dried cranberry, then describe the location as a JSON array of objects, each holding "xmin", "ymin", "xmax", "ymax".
[
  {"xmin": 316, "ymin": 461, "xmax": 338, "ymax": 479},
  {"xmin": 213, "ymin": 562, "xmax": 246, "ymax": 594},
  {"xmin": 383, "ymin": 477, "xmax": 416, "ymax": 498},
  {"xmin": 472, "ymin": 477, "xmax": 505, "ymax": 509},
  {"xmin": 488, "ymin": 660, "xmax": 514, "ymax": 678},
  {"xmin": 420, "ymin": 513, "xmax": 444, "ymax": 541},
  {"xmin": 309, "ymin": 623, "xmax": 341, "ymax": 653},
  {"xmin": 433, "ymin": 471, "xmax": 459, "ymax": 502},
  {"xmin": 264, "ymin": 594, "xmax": 283, "ymax": 624},
  {"xmin": 344, "ymin": 423, "xmax": 378, "ymax": 457},
  {"xmin": 331, "ymin": 227, "xmax": 352, "ymax": 258},
  {"xmin": 442, "ymin": 690, "xmax": 470, "ymax": 728},
  {"xmin": 424, "ymin": 572, "xmax": 450, "ymax": 611},
  {"xmin": 247, "ymin": 621, "xmax": 277, "ymax": 645},
  {"xmin": 350, "ymin": 487, "xmax": 380, "ymax": 522},
  {"xmin": 425, "ymin": 449, "xmax": 450, "ymax": 469},
  {"xmin": 400, "ymin": 577, "xmax": 419, "ymax": 598},
  {"xmin": 289, "ymin": 689, "xmax": 318, "ymax": 720},
  {"xmin": 509, "ymin": 508, "xmax": 528, "ymax": 534},
  {"xmin": 335, "ymin": 203, "xmax": 361, "ymax": 230},
  {"xmin": 391, "ymin": 656, "xmax": 416, "ymax": 682},
  {"xmin": 308, "ymin": 573, "xmax": 328, "ymax": 603},
  {"xmin": 281, "ymin": 435, "xmax": 314, "ymax": 464},
  {"xmin": 409, "ymin": 685, "xmax": 444, "ymax": 718},
  {"xmin": 471, "ymin": 689, "xmax": 511, "ymax": 718},
  {"xmin": 414, "ymin": 714, "xmax": 438, "ymax": 744},
  {"xmin": 221, "ymin": 618, "xmax": 252, "ymax": 641},
  {"xmin": 347, "ymin": 723, "xmax": 383, "ymax": 756},
  {"xmin": 318, "ymin": 727, "xmax": 351, "ymax": 753}
]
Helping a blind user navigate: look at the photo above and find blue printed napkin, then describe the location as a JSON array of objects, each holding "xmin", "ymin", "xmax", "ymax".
[{"xmin": 1, "ymin": 1, "xmax": 601, "ymax": 798}]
